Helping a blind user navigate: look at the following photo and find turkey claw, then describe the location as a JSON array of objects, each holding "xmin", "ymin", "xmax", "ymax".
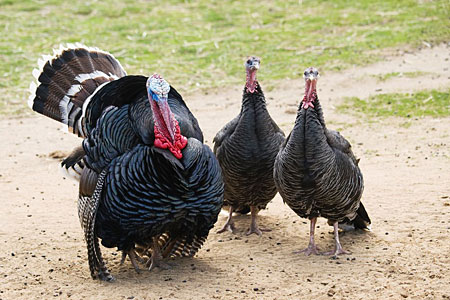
[
  {"xmin": 321, "ymin": 248, "xmax": 351, "ymax": 258},
  {"xmin": 294, "ymin": 245, "xmax": 320, "ymax": 256},
  {"xmin": 148, "ymin": 260, "xmax": 172, "ymax": 271},
  {"xmin": 246, "ymin": 226, "xmax": 271, "ymax": 236},
  {"xmin": 217, "ymin": 222, "xmax": 236, "ymax": 234}
]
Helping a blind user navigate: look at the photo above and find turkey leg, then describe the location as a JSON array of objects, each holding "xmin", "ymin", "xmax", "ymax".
[
  {"xmin": 294, "ymin": 217, "xmax": 320, "ymax": 255},
  {"xmin": 246, "ymin": 206, "xmax": 271, "ymax": 236},
  {"xmin": 217, "ymin": 206, "xmax": 236, "ymax": 233},
  {"xmin": 120, "ymin": 249, "xmax": 144, "ymax": 273},
  {"xmin": 322, "ymin": 221, "xmax": 351, "ymax": 258},
  {"xmin": 148, "ymin": 237, "xmax": 172, "ymax": 271}
]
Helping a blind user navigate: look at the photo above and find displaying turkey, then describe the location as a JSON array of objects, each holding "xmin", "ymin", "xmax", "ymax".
[
  {"xmin": 273, "ymin": 67, "xmax": 370, "ymax": 257},
  {"xmin": 28, "ymin": 44, "xmax": 224, "ymax": 280},
  {"xmin": 213, "ymin": 57, "xmax": 285, "ymax": 235}
]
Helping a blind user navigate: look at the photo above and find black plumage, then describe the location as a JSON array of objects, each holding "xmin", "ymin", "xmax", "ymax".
[
  {"xmin": 29, "ymin": 44, "xmax": 223, "ymax": 280},
  {"xmin": 213, "ymin": 57, "xmax": 285, "ymax": 235},
  {"xmin": 273, "ymin": 67, "xmax": 370, "ymax": 257}
]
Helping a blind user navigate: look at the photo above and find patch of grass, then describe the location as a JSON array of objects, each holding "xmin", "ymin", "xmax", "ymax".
[
  {"xmin": 0, "ymin": 0, "xmax": 449, "ymax": 115},
  {"xmin": 372, "ymin": 71, "xmax": 431, "ymax": 81},
  {"xmin": 338, "ymin": 89, "xmax": 450, "ymax": 118}
]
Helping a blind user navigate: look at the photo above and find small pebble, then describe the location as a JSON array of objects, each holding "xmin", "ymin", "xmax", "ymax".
[{"xmin": 328, "ymin": 289, "xmax": 336, "ymax": 296}]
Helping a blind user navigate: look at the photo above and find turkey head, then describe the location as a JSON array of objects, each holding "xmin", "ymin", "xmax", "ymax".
[
  {"xmin": 146, "ymin": 74, "xmax": 187, "ymax": 159},
  {"xmin": 302, "ymin": 67, "xmax": 320, "ymax": 109},
  {"xmin": 245, "ymin": 56, "xmax": 260, "ymax": 93}
]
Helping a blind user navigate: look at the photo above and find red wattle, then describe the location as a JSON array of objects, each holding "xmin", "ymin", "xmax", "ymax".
[
  {"xmin": 301, "ymin": 91, "xmax": 317, "ymax": 110},
  {"xmin": 154, "ymin": 120, "xmax": 187, "ymax": 159}
]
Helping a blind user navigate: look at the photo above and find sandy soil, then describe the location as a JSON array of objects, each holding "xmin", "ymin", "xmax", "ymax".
[{"xmin": 0, "ymin": 44, "xmax": 449, "ymax": 300}]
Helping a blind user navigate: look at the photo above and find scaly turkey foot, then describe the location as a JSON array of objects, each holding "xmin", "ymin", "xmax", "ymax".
[
  {"xmin": 120, "ymin": 249, "xmax": 142, "ymax": 273},
  {"xmin": 322, "ymin": 247, "xmax": 351, "ymax": 259},
  {"xmin": 294, "ymin": 243, "xmax": 321, "ymax": 256},
  {"xmin": 246, "ymin": 206, "xmax": 270, "ymax": 236},
  {"xmin": 246, "ymin": 224, "xmax": 271, "ymax": 236},
  {"xmin": 217, "ymin": 206, "xmax": 236, "ymax": 234},
  {"xmin": 217, "ymin": 221, "xmax": 236, "ymax": 234},
  {"xmin": 147, "ymin": 257, "xmax": 173, "ymax": 271},
  {"xmin": 147, "ymin": 237, "xmax": 172, "ymax": 271}
]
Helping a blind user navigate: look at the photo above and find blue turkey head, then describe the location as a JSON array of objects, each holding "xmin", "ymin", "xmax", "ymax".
[{"xmin": 146, "ymin": 74, "xmax": 187, "ymax": 159}]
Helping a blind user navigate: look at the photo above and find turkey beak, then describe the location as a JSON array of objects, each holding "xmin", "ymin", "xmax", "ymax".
[
  {"xmin": 157, "ymin": 96, "xmax": 175, "ymax": 142},
  {"xmin": 251, "ymin": 61, "xmax": 260, "ymax": 71}
]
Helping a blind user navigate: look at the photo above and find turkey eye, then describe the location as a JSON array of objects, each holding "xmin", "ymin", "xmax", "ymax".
[
  {"xmin": 247, "ymin": 59, "xmax": 251, "ymax": 64},
  {"xmin": 314, "ymin": 71, "xmax": 318, "ymax": 75}
]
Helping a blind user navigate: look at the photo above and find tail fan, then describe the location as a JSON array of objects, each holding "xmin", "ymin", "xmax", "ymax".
[{"xmin": 28, "ymin": 43, "xmax": 127, "ymax": 137}]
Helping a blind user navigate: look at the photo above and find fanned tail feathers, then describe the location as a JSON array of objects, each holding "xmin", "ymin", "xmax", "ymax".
[{"xmin": 28, "ymin": 43, "xmax": 127, "ymax": 137}]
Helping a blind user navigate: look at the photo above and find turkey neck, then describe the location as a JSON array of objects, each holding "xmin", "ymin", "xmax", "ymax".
[
  {"xmin": 241, "ymin": 84, "xmax": 268, "ymax": 114},
  {"xmin": 286, "ymin": 97, "xmax": 333, "ymax": 161}
]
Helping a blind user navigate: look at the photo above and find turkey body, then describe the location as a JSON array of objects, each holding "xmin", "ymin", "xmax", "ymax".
[
  {"xmin": 273, "ymin": 77, "xmax": 370, "ymax": 256},
  {"xmin": 78, "ymin": 84, "xmax": 223, "ymax": 279},
  {"xmin": 274, "ymin": 100, "xmax": 364, "ymax": 223},
  {"xmin": 96, "ymin": 138, "xmax": 223, "ymax": 255},
  {"xmin": 214, "ymin": 84, "xmax": 285, "ymax": 233},
  {"xmin": 28, "ymin": 44, "xmax": 223, "ymax": 280}
]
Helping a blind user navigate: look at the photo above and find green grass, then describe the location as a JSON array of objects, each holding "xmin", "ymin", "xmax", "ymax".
[
  {"xmin": 0, "ymin": 0, "xmax": 449, "ymax": 115},
  {"xmin": 338, "ymin": 89, "xmax": 450, "ymax": 118},
  {"xmin": 371, "ymin": 71, "xmax": 430, "ymax": 82}
]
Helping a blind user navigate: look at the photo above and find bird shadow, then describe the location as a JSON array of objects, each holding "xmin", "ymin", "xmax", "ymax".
[{"xmin": 104, "ymin": 254, "xmax": 221, "ymax": 285}]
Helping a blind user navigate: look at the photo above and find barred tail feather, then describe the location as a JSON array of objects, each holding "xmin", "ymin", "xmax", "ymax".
[
  {"xmin": 157, "ymin": 233, "xmax": 207, "ymax": 258},
  {"xmin": 28, "ymin": 43, "xmax": 127, "ymax": 137}
]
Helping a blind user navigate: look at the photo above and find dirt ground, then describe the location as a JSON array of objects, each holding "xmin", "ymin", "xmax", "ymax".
[{"xmin": 0, "ymin": 44, "xmax": 449, "ymax": 300}]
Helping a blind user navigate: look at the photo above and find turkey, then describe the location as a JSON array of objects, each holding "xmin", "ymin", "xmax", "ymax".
[
  {"xmin": 213, "ymin": 57, "xmax": 285, "ymax": 235},
  {"xmin": 273, "ymin": 67, "xmax": 370, "ymax": 257},
  {"xmin": 28, "ymin": 44, "xmax": 223, "ymax": 280}
]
